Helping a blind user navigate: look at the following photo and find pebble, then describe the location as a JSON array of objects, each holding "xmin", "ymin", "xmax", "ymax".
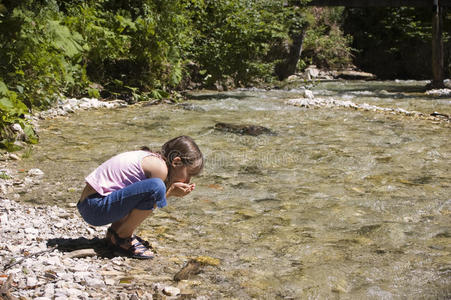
[
  {"xmin": 9, "ymin": 154, "xmax": 20, "ymax": 160},
  {"xmin": 163, "ymin": 286, "xmax": 181, "ymax": 296},
  {"xmin": 28, "ymin": 168, "xmax": 44, "ymax": 177}
]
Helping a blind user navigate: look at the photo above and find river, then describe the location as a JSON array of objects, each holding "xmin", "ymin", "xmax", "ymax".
[{"xmin": 10, "ymin": 80, "xmax": 451, "ymax": 298}]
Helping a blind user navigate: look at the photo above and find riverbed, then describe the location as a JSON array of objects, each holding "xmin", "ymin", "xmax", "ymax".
[{"xmin": 6, "ymin": 80, "xmax": 451, "ymax": 299}]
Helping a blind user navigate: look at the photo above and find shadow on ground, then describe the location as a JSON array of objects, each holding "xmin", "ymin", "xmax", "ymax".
[{"xmin": 47, "ymin": 237, "xmax": 118, "ymax": 258}]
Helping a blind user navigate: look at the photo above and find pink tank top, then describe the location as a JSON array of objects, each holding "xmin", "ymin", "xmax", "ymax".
[{"xmin": 85, "ymin": 150, "xmax": 163, "ymax": 196}]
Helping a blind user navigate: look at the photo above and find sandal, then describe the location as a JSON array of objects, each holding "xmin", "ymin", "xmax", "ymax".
[
  {"xmin": 106, "ymin": 227, "xmax": 152, "ymax": 249},
  {"xmin": 132, "ymin": 234, "xmax": 153, "ymax": 250},
  {"xmin": 106, "ymin": 227, "xmax": 154, "ymax": 260}
]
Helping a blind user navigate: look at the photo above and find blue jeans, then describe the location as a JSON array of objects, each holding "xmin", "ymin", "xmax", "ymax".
[{"xmin": 77, "ymin": 178, "xmax": 167, "ymax": 226}]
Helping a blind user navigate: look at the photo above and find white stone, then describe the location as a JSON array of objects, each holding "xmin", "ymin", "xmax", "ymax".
[
  {"xmin": 24, "ymin": 227, "xmax": 39, "ymax": 235},
  {"xmin": 28, "ymin": 168, "xmax": 44, "ymax": 177},
  {"xmin": 54, "ymin": 222, "xmax": 64, "ymax": 228},
  {"xmin": 73, "ymin": 271, "xmax": 91, "ymax": 283},
  {"xmin": 11, "ymin": 123, "xmax": 23, "ymax": 133},
  {"xmin": 27, "ymin": 276, "xmax": 38, "ymax": 287},
  {"xmin": 54, "ymin": 295, "xmax": 69, "ymax": 300},
  {"xmin": 69, "ymin": 263, "xmax": 87, "ymax": 272},
  {"xmin": 104, "ymin": 278, "xmax": 116, "ymax": 285},
  {"xmin": 302, "ymin": 90, "xmax": 314, "ymax": 99},
  {"xmin": 162, "ymin": 286, "xmax": 180, "ymax": 296},
  {"xmin": 86, "ymin": 277, "xmax": 105, "ymax": 288},
  {"xmin": 118, "ymin": 292, "xmax": 129, "ymax": 300},
  {"xmin": 79, "ymin": 102, "xmax": 92, "ymax": 109},
  {"xmin": 9, "ymin": 154, "xmax": 20, "ymax": 160},
  {"xmin": 61, "ymin": 104, "xmax": 75, "ymax": 113},
  {"xmin": 305, "ymin": 65, "xmax": 320, "ymax": 79},
  {"xmin": 0, "ymin": 213, "xmax": 8, "ymax": 225},
  {"xmin": 43, "ymin": 256, "xmax": 61, "ymax": 266},
  {"xmin": 141, "ymin": 293, "xmax": 153, "ymax": 300}
]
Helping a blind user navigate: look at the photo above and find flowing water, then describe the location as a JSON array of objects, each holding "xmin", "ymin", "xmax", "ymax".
[{"xmin": 11, "ymin": 81, "xmax": 451, "ymax": 298}]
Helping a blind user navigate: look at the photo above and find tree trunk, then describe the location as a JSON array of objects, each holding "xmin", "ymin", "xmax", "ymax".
[
  {"xmin": 275, "ymin": 29, "xmax": 306, "ymax": 80},
  {"xmin": 431, "ymin": 1, "xmax": 445, "ymax": 88}
]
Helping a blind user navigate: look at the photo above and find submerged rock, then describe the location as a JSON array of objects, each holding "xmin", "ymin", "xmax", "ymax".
[
  {"xmin": 177, "ymin": 103, "xmax": 206, "ymax": 112},
  {"xmin": 173, "ymin": 260, "xmax": 201, "ymax": 281},
  {"xmin": 214, "ymin": 122, "xmax": 275, "ymax": 136}
]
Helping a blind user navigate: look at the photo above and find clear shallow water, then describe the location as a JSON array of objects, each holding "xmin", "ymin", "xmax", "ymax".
[{"xmin": 12, "ymin": 81, "xmax": 451, "ymax": 298}]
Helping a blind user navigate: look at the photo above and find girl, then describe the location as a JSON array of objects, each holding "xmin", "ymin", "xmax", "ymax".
[{"xmin": 77, "ymin": 136, "xmax": 204, "ymax": 259}]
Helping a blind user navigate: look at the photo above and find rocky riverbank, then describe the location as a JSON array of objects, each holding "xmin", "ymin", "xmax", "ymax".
[
  {"xmin": 0, "ymin": 167, "xmax": 209, "ymax": 299},
  {"xmin": 0, "ymin": 195, "xmax": 188, "ymax": 299}
]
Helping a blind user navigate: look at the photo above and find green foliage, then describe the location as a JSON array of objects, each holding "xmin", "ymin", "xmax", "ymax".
[
  {"xmin": 344, "ymin": 7, "xmax": 451, "ymax": 79},
  {"xmin": 0, "ymin": 0, "xmax": 361, "ymax": 150},
  {"xmin": 0, "ymin": 170, "xmax": 11, "ymax": 180},
  {"xmin": 302, "ymin": 8, "xmax": 353, "ymax": 70},
  {"xmin": 187, "ymin": 0, "xmax": 292, "ymax": 87},
  {"xmin": 0, "ymin": 79, "xmax": 38, "ymax": 148},
  {"xmin": 0, "ymin": 2, "xmax": 87, "ymax": 109}
]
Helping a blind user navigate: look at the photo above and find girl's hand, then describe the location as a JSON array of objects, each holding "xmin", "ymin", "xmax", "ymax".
[{"xmin": 167, "ymin": 182, "xmax": 195, "ymax": 197}]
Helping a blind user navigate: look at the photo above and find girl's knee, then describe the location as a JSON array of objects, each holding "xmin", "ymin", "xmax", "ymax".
[{"xmin": 147, "ymin": 177, "xmax": 166, "ymax": 198}]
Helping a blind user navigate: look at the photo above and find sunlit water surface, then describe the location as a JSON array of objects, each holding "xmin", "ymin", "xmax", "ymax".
[{"xmin": 12, "ymin": 81, "xmax": 451, "ymax": 298}]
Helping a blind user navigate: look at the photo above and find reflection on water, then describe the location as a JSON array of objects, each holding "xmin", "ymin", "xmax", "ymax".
[{"xmin": 12, "ymin": 81, "xmax": 451, "ymax": 298}]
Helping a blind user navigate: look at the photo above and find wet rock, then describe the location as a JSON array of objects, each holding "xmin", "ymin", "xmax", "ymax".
[
  {"xmin": 177, "ymin": 103, "xmax": 206, "ymax": 112},
  {"xmin": 174, "ymin": 260, "xmax": 201, "ymax": 281},
  {"xmin": 430, "ymin": 112, "xmax": 450, "ymax": 120},
  {"xmin": 214, "ymin": 122, "xmax": 275, "ymax": 136}
]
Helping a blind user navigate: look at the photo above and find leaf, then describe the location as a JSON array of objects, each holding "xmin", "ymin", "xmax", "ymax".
[
  {"xmin": 0, "ymin": 139, "xmax": 23, "ymax": 152},
  {"xmin": 0, "ymin": 81, "xmax": 8, "ymax": 96},
  {"xmin": 0, "ymin": 97, "xmax": 14, "ymax": 111}
]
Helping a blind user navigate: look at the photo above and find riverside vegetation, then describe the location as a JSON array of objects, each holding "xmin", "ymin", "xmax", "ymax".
[{"xmin": 1, "ymin": 1, "xmax": 450, "ymax": 149}]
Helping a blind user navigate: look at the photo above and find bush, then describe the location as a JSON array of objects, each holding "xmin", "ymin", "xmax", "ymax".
[
  {"xmin": 0, "ymin": 1, "xmax": 87, "ymax": 110},
  {"xmin": 0, "ymin": 80, "xmax": 38, "ymax": 150},
  {"xmin": 302, "ymin": 8, "xmax": 353, "ymax": 70}
]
